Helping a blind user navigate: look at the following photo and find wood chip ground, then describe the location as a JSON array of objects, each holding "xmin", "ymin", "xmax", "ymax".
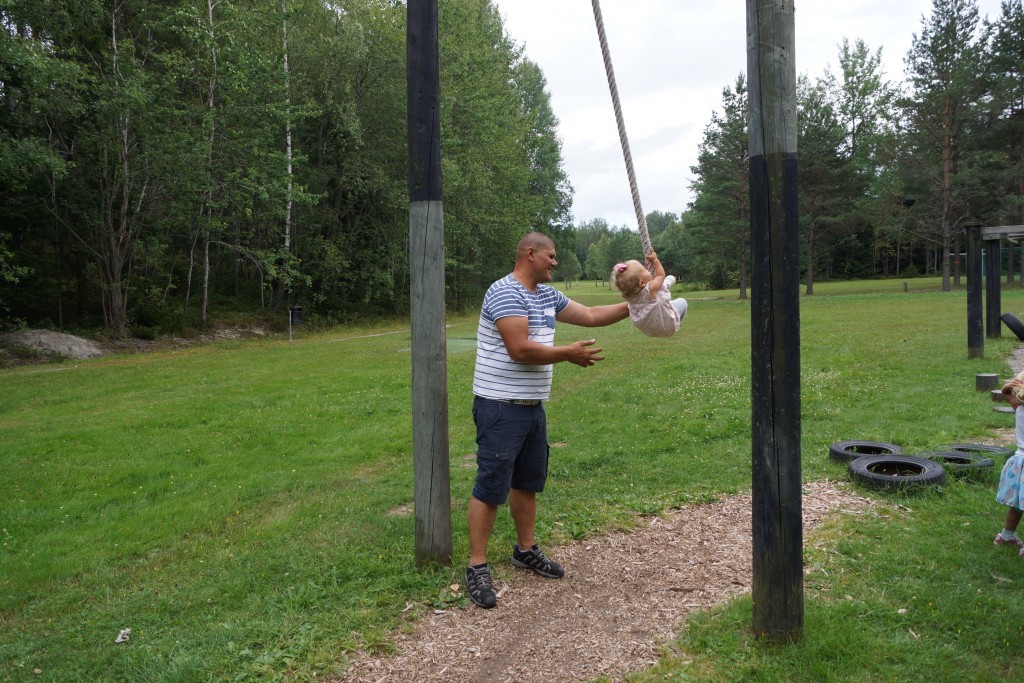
[{"xmin": 336, "ymin": 480, "xmax": 877, "ymax": 683}]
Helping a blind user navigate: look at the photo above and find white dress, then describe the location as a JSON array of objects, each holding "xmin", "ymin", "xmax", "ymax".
[{"xmin": 625, "ymin": 283, "xmax": 680, "ymax": 338}]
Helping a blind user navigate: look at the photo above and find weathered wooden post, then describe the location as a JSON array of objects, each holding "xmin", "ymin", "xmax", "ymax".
[
  {"xmin": 985, "ymin": 238, "xmax": 1002, "ymax": 339},
  {"xmin": 966, "ymin": 222, "xmax": 983, "ymax": 359},
  {"xmin": 407, "ymin": 0, "xmax": 451, "ymax": 566},
  {"xmin": 747, "ymin": 0, "xmax": 802, "ymax": 640}
]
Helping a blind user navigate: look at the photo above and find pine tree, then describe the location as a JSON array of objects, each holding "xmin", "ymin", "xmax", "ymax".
[
  {"xmin": 903, "ymin": 0, "xmax": 991, "ymax": 290},
  {"xmin": 686, "ymin": 75, "xmax": 749, "ymax": 297}
]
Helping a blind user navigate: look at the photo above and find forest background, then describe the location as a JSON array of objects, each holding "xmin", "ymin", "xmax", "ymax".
[{"xmin": 2, "ymin": 0, "xmax": 1024, "ymax": 337}]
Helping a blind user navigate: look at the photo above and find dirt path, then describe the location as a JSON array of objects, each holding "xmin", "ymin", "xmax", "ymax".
[{"xmin": 336, "ymin": 480, "xmax": 878, "ymax": 683}]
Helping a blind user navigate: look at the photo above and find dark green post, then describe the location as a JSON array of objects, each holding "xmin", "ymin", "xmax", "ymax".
[
  {"xmin": 966, "ymin": 222, "xmax": 983, "ymax": 358},
  {"xmin": 985, "ymin": 238, "xmax": 1001, "ymax": 339}
]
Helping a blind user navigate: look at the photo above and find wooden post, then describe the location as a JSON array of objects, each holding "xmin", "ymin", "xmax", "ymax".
[
  {"xmin": 966, "ymin": 222, "xmax": 983, "ymax": 359},
  {"xmin": 747, "ymin": 0, "xmax": 802, "ymax": 641},
  {"xmin": 976, "ymin": 373, "xmax": 999, "ymax": 391},
  {"xmin": 986, "ymin": 238, "xmax": 1002, "ymax": 339},
  {"xmin": 407, "ymin": 0, "xmax": 451, "ymax": 566}
]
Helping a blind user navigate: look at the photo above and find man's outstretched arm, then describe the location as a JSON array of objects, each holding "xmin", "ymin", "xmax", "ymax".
[
  {"xmin": 556, "ymin": 300, "xmax": 629, "ymax": 328},
  {"xmin": 495, "ymin": 316, "xmax": 605, "ymax": 367}
]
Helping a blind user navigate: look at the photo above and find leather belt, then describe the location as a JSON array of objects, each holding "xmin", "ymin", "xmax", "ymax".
[{"xmin": 478, "ymin": 396, "xmax": 541, "ymax": 406}]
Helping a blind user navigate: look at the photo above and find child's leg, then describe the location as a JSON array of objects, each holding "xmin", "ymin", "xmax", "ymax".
[
  {"xmin": 1006, "ymin": 506, "xmax": 1023, "ymax": 533},
  {"xmin": 671, "ymin": 298, "xmax": 688, "ymax": 322},
  {"xmin": 995, "ymin": 507, "xmax": 1024, "ymax": 547}
]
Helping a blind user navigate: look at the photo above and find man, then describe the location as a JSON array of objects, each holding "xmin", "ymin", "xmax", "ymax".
[{"xmin": 466, "ymin": 232, "xmax": 629, "ymax": 608}]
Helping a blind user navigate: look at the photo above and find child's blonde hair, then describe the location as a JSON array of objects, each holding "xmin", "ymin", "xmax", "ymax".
[
  {"xmin": 611, "ymin": 260, "xmax": 646, "ymax": 298},
  {"xmin": 1011, "ymin": 371, "xmax": 1024, "ymax": 402}
]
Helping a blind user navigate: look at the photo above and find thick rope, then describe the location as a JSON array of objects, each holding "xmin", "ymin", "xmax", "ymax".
[{"xmin": 591, "ymin": 0, "xmax": 652, "ymax": 263}]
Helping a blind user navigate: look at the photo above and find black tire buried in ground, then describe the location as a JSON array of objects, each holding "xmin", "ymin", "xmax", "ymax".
[
  {"xmin": 848, "ymin": 455, "xmax": 947, "ymax": 491},
  {"xmin": 913, "ymin": 450, "xmax": 995, "ymax": 481},
  {"xmin": 829, "ymin": 440, "xmax": 904, "ymax": 463},
  {"xmin": 944, "ymin": 443, "xmax": 1014, "ymax": 458},
  {"xmin": 1001, "ymin": 312, "xmax": 1024, "ymax": 341}
]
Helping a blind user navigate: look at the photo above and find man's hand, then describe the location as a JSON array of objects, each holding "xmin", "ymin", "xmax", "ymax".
[{"xmin": 566, "ymin": 339, "xmax": 604, "ymax": 367}]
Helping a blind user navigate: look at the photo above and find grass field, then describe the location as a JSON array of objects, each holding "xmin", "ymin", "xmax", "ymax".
[{"xmin": 3, "ymin": 278, "xmax": 1024, "ymax": 681}]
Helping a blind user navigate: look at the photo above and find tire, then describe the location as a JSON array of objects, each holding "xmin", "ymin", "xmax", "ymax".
[
  {"xmin": 848, "ymin": 455, "xmax": 947, "ymax": 490},
  {"xmin": 944, "ymin": 443, "xmax": 1014, "ymax": 458},
  {"xmin": 912, "ymin": 450, "xmax": 995, "ymax": 481},
  {"xmin": 829, "ymin": 440, "xmax": 904, "ymax": 463},
  {"xmin": 1001, "ymin": 312, "xmax": 1024, "ymax": 341}
]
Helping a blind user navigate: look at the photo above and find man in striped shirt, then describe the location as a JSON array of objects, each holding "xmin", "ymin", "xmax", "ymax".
[{"xmin": 465, "ymin": 232, "xmax": 630, "ymax": 609}]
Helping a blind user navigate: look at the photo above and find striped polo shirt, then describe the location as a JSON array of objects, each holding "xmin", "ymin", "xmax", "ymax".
[{"xmin": 473, "ymin": 275, "xmax": 570, "ymax": 401}]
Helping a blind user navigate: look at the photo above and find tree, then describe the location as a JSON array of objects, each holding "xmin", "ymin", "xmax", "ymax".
[
  {"xmin": 651, "ymin": 213, "xmax": 690, "ymax": 283},
  {"xmin": 833, "ymin": 38, "xmax": 900, "ymax": 182},
  {"xmin": 645, "ymin": 210, "xmax": 679, "ymax": 243},
  {"xmin": 0, "ymin": 3, "xmax": 79, "ymax": 324},
  {"xmin": 0, "ymin": 0, "xmax": 577, "ymax": 331},
  {"xmin": 556, "ymin": 250, "xmax": 581, "ymax": 286},
  {"xmin": 988, "ymin": 0, "xmax": 1024, "ymax": 228},
  {"xmin": 513, "ymin": 58, "xmax": 573, "ymax": 236},
  {"xmin": 826, "ymin": 38, "xmax": 907, "ymax": 279},
  {"xmin": 687, "ymin": 74, "xmax": 749, "ymax": 296},
  {"xmin": 584, "ymin": 228, "xmax": 641, "ymax": 281},
  {"xmin": 573, "ymin": 217, "xmax": 611, "ymax": 275},
  {"xmin": 902, "ymin": 0, "xmax": 991, "ymax": 291},
  {"xmin": 797, "ymin": 74, "xmax": 860, "ymax": 294}
]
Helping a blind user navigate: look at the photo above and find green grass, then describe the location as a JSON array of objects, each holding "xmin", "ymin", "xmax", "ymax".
[{"xmin": 3, "ymin": 285, "xmax": 1024, "ymax": 681}]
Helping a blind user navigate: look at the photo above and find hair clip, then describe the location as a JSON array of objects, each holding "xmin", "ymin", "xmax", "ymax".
[{"xmin": 615, "ymin": 263, "xmax": 627, "ymax": 272}]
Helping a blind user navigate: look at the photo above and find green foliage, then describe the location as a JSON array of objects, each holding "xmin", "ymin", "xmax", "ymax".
[
  {"xmin": 686, "ymin": 74, "xmax": 749, "ymax": 295},
  {"xmin": 901, "ymin": 0, "xmax": 992, "ymax": 290},
  {"xmin": 983, "ymin": 0, "xmax": 1024, "ymax": 226},
  {"xmin": 584, "ymin": 227, "xmax": 643, "ymax": 280},
  {"xmin": 0, "ymin": 0, "xmax": 570, "ymax": 330},
  {"xmin": 797, "ymin": 74, "xmax": 861, "ymax": 294}
]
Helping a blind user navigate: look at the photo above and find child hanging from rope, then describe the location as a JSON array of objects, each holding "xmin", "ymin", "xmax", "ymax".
[{"xmin": 610, "ymin": 251, "xmax": 687, "ymax": 338}]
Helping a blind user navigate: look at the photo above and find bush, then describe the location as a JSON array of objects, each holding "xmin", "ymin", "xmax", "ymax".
[{"xmin": 130, "ymin": 288, "xmax": 186, "ymax": 336}]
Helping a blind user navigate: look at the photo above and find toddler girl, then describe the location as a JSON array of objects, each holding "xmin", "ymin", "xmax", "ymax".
[
  {"xmin": 995, "ymin": 372, "xmax": 1024, "ymax": 555},
  {"xmin": 611, "ymin": 251, "xmax": 687, "ymax": 338}
]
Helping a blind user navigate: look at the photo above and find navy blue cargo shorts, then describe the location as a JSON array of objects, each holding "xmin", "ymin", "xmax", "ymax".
[{"xmin": 472, "ymin": 396, "xmax": 549, "ymax": 505}]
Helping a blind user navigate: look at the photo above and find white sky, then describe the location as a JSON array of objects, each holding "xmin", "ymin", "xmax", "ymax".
[{"xmin": 491, "ymin": 0, "xmax": 1006, "ymax": 229}]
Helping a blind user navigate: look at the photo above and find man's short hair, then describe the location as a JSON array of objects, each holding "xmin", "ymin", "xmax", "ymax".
[{"xmin": 516, "ymin": 232, "xmax": 554, "ymax": 262}]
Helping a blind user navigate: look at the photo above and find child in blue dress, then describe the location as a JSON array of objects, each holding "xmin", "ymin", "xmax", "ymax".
[{"xmin": 995, "ymin": 373, "xmax": 1024, "ymax": 556}]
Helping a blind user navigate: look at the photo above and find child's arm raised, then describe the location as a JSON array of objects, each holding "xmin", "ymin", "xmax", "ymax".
[
  {"xmin": 1002, "ymin": 379, "xmax": 1023, "ymax": 408},
  {"xmin": 645, "ymin": 252, "xmax": 666, "ymax": 299}
]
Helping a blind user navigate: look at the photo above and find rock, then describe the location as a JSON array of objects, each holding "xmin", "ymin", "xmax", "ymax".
[{"xmin": 0, "ymin": 330, "xmax": 105, "ymax": 361}]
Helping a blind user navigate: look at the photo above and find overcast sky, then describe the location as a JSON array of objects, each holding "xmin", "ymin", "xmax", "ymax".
[{"xmin": 490, "ymin": 0, "xmax": 1007, "ymax": 229}]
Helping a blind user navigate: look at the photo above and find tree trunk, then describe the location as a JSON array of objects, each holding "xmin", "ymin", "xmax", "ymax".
[
  {"xmin": 201, "ymin": 234, "xmax": 209, "ymax": 330},
  {"xmin": 738, "ymin": 224, "xmax": 748, "ymax": 300},
  {"xmin": 805, "ymin": 230, "xmax": 815, "ymax": 295},
  {"xmin": 941, "ymin": 101, "xmax": 954, "ymax": 292},
  {"xmin": 275, "ymin": 0, "xmax": 294, "ymax": 309},
  {"xmin": 198, "ymin": 0, "xmax": 217, "ymax": 330},
  {"xmin": 954, "ymin": 235, "xmax": 961, "ymax": 286}
]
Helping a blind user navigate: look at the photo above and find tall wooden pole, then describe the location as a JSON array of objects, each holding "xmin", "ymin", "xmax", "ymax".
[
  {"xmin": 985, "ymin": 238, "xmax": 1002, "ymax": 339},
  {"xmin": 407, "ymin": 0, "xmax": 451, "ymax": 566},
  {"xmin": 747, "ymin": 0, "xmax": 802, "ymax": 640},
  {"xmin": 966, "ymin": 223, "xmax": 983, "ymax": 358}
]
